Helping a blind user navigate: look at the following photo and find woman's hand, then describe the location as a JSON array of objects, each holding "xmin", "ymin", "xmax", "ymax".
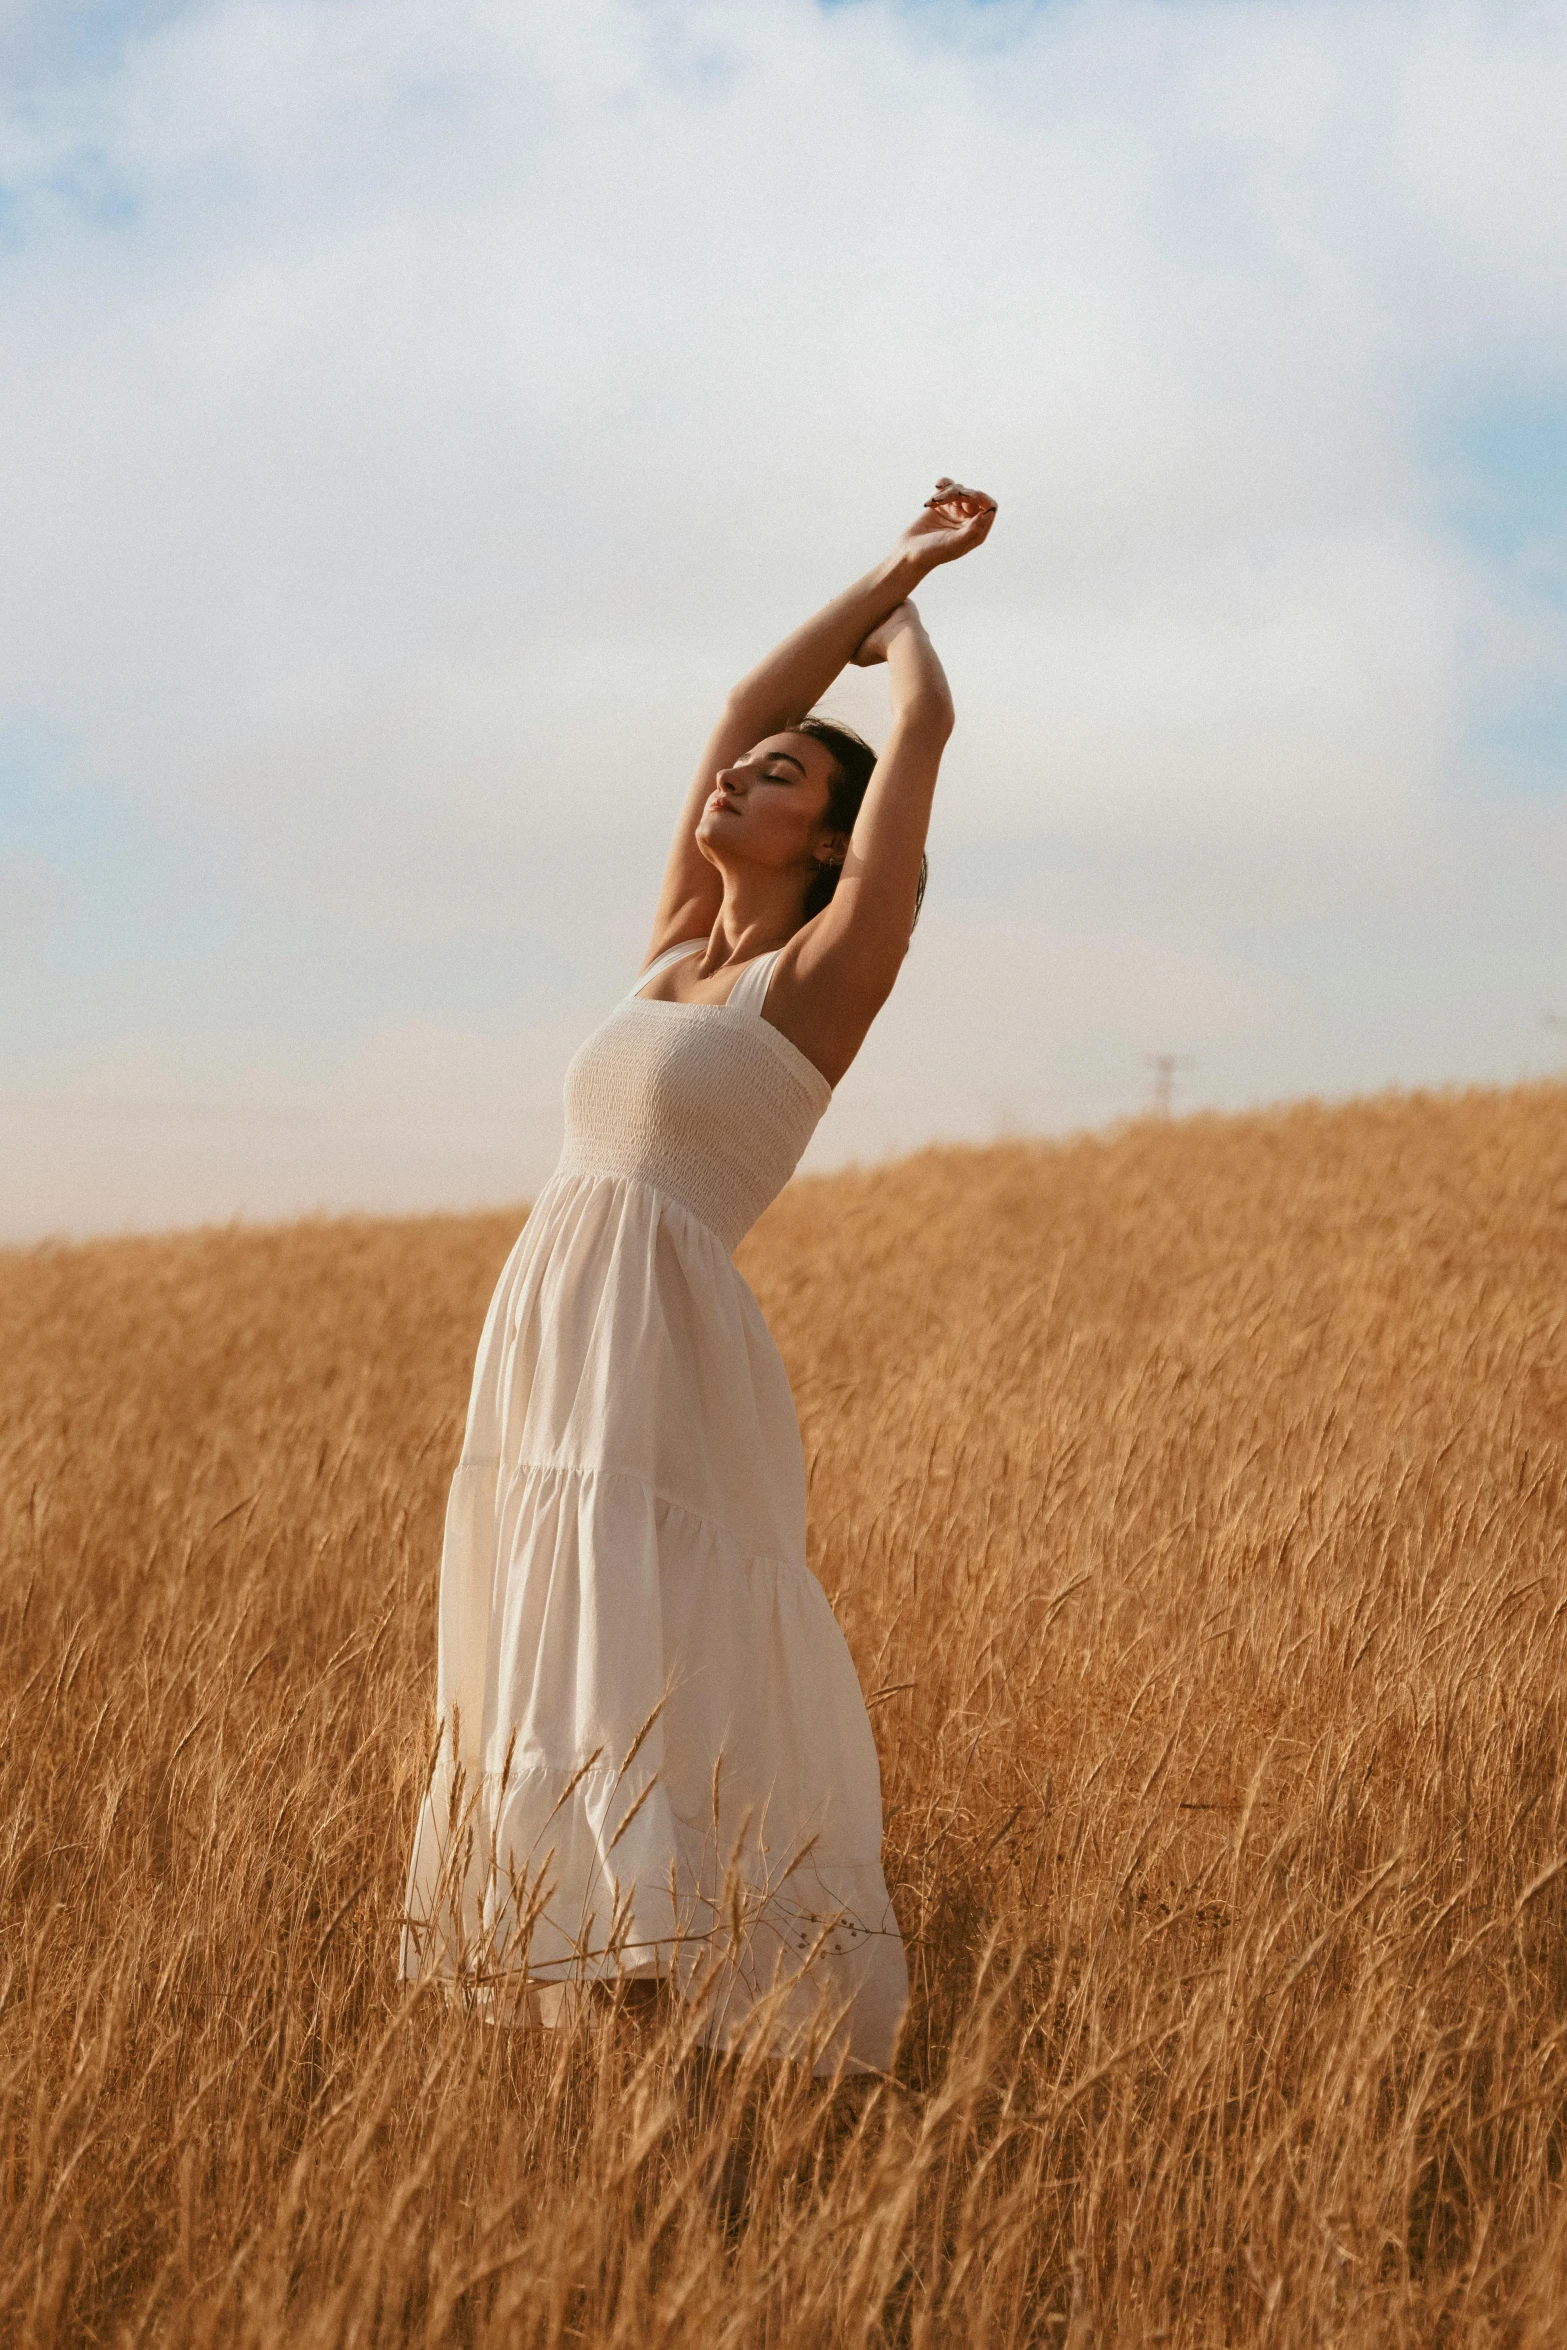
[
  {"xmin": 893, "ymin": 479, "xmax": 997, "ymax": 574},
  {"xmin": 850, "ymin": 600, "xmax": 922, "ymax": 667}
]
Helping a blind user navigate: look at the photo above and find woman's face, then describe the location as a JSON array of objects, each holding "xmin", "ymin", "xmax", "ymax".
[{"xmin": 694, "ymin": 733, "xmax": 843, "ymax": 882}]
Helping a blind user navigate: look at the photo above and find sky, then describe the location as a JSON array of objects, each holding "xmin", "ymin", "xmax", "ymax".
[{"xmin": 2, "ymin": 0, "xmax": 1565, "ymax": 1241}]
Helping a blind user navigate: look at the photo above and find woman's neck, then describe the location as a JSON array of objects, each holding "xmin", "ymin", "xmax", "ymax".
[{"xmin": 696, "ymin": 871, "xmax": 808, "ymax": 974}]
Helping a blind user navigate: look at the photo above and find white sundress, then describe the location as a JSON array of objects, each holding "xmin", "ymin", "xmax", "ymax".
[{"xmin": 400, "ymin": 942, "xmax": 908, "ymax": 2072}]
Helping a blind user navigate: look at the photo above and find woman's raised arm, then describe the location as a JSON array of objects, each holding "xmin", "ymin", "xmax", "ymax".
[
  {"xmin": 772, "ymin": 602, "xmax": 958, "ymax": 1084},
  {"xmin": 646, "ymin": 483, "xmax": 997, "ymax": 963}
]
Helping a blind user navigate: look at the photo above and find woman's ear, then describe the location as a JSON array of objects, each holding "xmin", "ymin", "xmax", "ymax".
[{"xmin": 815, "ymin": 830, "xmax": 850, "ymax": 870}]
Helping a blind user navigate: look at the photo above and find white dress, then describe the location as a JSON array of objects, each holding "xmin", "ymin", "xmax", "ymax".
[{"xmin": 400, "ymin": 943, "xmax": 908, "ymax": 2072}]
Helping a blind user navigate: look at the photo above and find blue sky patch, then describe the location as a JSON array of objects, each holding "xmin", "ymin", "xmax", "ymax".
[
  {"xmin": 1442, "ymin": 403, "xmax": 1567, "ymax": 795},
  {"xmin": 1445, "ymin": 403, "xmax": 1567, "ymax": 593}
]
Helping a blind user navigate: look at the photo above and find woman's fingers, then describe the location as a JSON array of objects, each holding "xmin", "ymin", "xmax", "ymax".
[{"xmin": 925, "ymin": 479, "xmax": 997, "ymax": 519}]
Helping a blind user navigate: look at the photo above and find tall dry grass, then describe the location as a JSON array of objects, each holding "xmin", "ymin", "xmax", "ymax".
[{"xmin": 4, "ymin": 1083, "xmax": 1567, "ymax": 2346}]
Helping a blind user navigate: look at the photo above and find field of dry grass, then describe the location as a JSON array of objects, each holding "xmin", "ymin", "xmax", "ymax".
[{"xmin": 4, "ymin": 1081, "xmax": 1567, "ymax": 2346}]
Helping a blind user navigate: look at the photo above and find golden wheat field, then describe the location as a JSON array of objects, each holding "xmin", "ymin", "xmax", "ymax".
[{"xmin": 5, "ymin": 1082, "xmax": 1567, "ymax": 2346}]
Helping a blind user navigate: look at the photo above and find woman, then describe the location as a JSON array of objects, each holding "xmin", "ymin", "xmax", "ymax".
[{"xmin": 402, "ymin": 479, "xmax": 997, "ymax": 2072}]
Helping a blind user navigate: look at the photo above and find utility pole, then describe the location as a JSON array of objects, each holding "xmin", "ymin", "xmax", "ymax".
[{"xmin": 1143, "ymin": 1053, "xmax": 1196, "ymax": 1119}]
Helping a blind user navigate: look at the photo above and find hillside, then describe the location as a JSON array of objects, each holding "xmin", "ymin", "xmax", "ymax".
[{"xmin": 4, "ymin": 1084, "xmax": 1567, "ymax": 2346}]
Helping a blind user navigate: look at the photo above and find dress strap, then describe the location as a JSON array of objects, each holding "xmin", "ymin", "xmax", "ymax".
[
  {"xmin": 724, "ymin": 949, "xmax": 782, "ymax": 1021},
  {"xmin": 629, "ymin": 940, "xmax": 703, "ymax": 1001}
]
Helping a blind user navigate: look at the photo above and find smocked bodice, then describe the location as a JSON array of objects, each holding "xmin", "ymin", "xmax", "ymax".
[{"xmin": 555, "ymin": 957, "xmax": 832, "ymax": 1253}]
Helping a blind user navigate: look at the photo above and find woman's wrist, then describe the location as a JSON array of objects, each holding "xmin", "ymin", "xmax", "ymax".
[{"xmin": 874, "ymin": 548, "xmax": 932, "ymax": 602}]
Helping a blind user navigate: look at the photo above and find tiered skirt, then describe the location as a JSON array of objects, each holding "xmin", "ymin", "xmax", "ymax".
[{"xmin": 400, "ymin": 1170, "xmax": 907, "ymax": 2072}]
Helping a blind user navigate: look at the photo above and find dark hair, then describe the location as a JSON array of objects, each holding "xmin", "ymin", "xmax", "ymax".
[{"xmin": 792, "ymin": 716, "xmax": 928, "ymax": 928}]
